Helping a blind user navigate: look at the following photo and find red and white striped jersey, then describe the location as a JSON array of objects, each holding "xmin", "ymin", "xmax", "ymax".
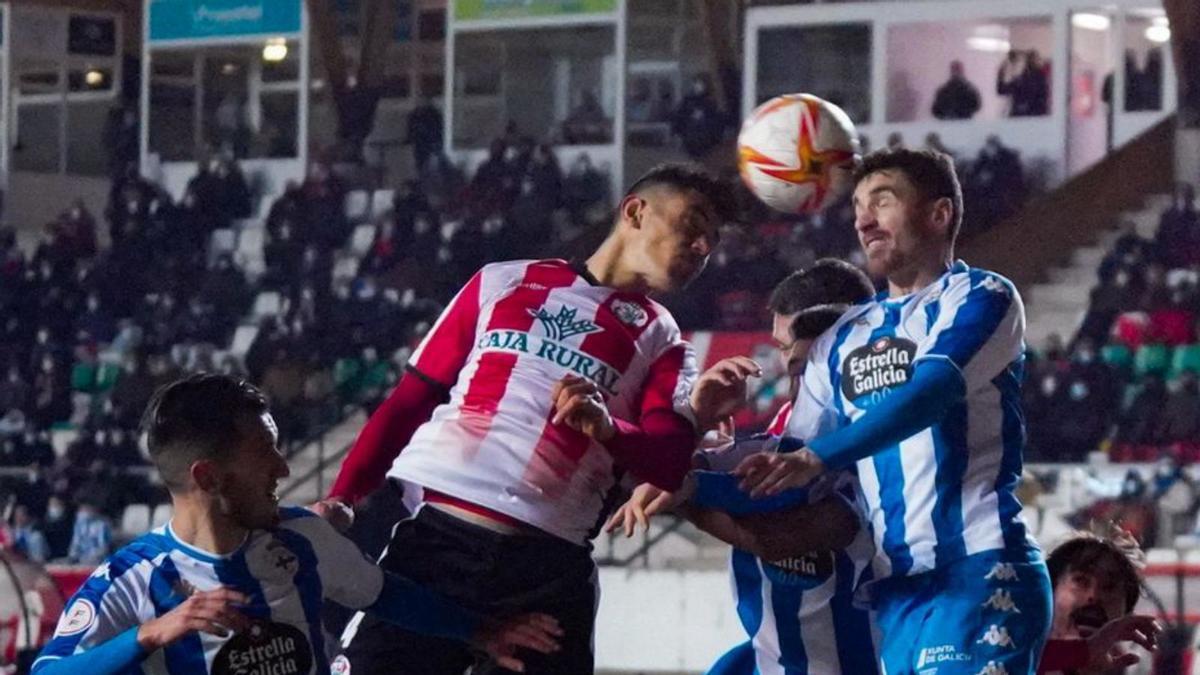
[{"xmin": 388, "ymin": 259, "xmax": 698, "ymax": 544}]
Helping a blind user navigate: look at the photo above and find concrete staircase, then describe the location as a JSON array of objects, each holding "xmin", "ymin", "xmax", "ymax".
[{"xmin": 1024, "ymin": 193, "xmax": 1173, "ymax": 351}]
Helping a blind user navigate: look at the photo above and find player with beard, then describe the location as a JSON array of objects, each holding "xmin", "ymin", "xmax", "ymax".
[
  {"xmin": 321, "ymin": 164, "xmax": 739, "ymax": 674},
  {"xmin": 1039, "ymin": 531, "xmax": 1161, "ymax": 674},
  {"xmin": 733, "ymin": 149, "xmax": 1051, "ymax": 674},
  {"xmin": 33, "ymin": 375, "xmax": 561, "ymax": 675}
]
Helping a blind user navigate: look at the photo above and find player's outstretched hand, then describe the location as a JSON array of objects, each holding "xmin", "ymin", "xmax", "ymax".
[
  {"xmin": 1085, "ymin": 614, "xmax": 1162, "ymax": 672},
  {"xmin": 550, "ymin": 374, "xmax": 614, "ymax": 442},
  {"xmin": 309, "ymin": 499, "xmax": 355, "ymax": 532},
  {"xmin": 734, "ymin": 449, "xmax": 825, "ymax": 498},
  {"xmin": 475, "ymin": 612, "xmax": 564, "ymax": 673},
  {"xmin": 137, "ymin": 587, "xmax": 252, "ymax": 651},
  {"xmin": 690, "ymin": 357, "xmax": 762, "ymax": 432},
  {"xmin": 605, "ymin": 482, "xmax": 682, "ymax": 537}
]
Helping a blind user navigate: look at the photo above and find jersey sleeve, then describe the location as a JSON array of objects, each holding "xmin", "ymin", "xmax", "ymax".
[
  {"xmin": 406, "ymin": 267, "xmax": 485, "ymax": 390},
  {"xmin": 785, "ymin": 331, "xmax": 840, "ymax": 443},
  {"xmin": 915, "ymin": 270, "xmax": 1024, "ymax": 391},
  {"xmin": 278, "ymin": 509, "xmax": 384, "ymax": 611},
  {"xmin": 640, "ymin": 338, "xmax": 700, "ymax": 424},
  {"xmin": 35, "ymin": 553, "xmax": 147, "ymax": 669}
]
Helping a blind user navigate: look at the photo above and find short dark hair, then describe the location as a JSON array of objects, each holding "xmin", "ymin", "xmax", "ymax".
[
  {"xmin": 768, "ymin": 259, "xmax": 875, "ymax": 341},
  {"xmin": 768, "ymin": 259, "xmax": 874, "ymax": 316},
  {"xmin": 852, "ymin": 148, "xmax": 963, "ymax": 241},
  {"xmin": 141, "ymin": 373, "xmax": 270, "ymax": 490},
  {"xmin": 1046, "ymin": 535, "xmax": 1142, "ymax": 614},
  {"xmin": 625, "ymin": 162, "xmax": 740, "ymax": 226}
]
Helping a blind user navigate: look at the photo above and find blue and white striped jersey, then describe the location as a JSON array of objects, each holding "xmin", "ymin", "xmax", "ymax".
[
  {"xmin": 787, "ymin": 260, "xmax": 1036, "ymax": 582},
  {"xmin": 36, "ymin": 507, "xmax": 384, "ymax": 675},
  {"xmin": 726, "ymin": 471, "xmax": 879, "ymax": 675}
]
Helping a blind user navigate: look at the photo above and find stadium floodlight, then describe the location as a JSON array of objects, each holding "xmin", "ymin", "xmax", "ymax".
[
  {"xmin": 1072, "ymin": 13, "xmax": 1111, "ymax": 31},
  {"xmin": 263, "ymin": 38, "xmax": 289, "ymax": 63},
  {"xmin": 1145, "ymin": 24, "xmax": 1170, "ymax": 43}
]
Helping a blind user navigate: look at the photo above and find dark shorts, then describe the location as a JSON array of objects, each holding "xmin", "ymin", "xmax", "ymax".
[{"xmin": 334, "ymin": 505, "xmax": 598, "ymax": 675}]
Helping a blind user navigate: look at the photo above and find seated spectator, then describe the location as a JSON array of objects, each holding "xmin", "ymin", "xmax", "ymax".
[
  {"xmin": 1113, "ymin": 375, "xmax": 1166, "ymax": 445},
  {"xmin": 66, "ymin": 498, "xmax": 111, "ymax": 565},
  {"xmin": 1158, "ymin": 372, "xmax": 1200, "ymax": 444},
  {"xmin": 1156, "ymin": 182, "xmax": 1199, "ymax": 268},
  {"xmin": 42, "ymin": 495, "xmax": 73, "ymax": 560},
  {"xmin": 563, "ymin": 90, "xmax": 612, "ymax": 144},
  {"xmin": 10, "ymin": 504, "xmax": 49, "ymax": 563},
  {"xmin": 671, "ymin": 75, "xmax": 724, "ymax": 159},
  {"xmin": 931, "ymin": 60, "xmax": 981, "ymax": 120}
]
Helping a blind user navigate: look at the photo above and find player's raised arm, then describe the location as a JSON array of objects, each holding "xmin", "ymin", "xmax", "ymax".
[
  {"xmin": 552, "ymin": 339, "xmax": 702, "ymax": 492},
  {"xmin": 326, "ymin": 268, "xmax": 487, "ymax": 506}
]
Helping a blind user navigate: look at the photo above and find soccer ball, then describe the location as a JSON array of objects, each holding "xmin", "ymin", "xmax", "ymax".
[{"xmin": 737, "ymin": 93, "xmax": 860, "ymax": 215}]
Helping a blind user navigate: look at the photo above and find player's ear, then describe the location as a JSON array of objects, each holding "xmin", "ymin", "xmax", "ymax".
[
  {"xmin": 620, "ymin": 194, "xmax": 645, "ymax": 229},
  {"xmin": 191, "ymin": 459, "xmax": 220, "ymax": 493},
  {"xmin": 929, "ymin": 197, "xmax": 953, "ymax": 236}
]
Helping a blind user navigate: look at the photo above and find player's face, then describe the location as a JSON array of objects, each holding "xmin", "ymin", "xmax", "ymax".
[
  {"xmin": 772, "ymin": 312, "xmax": 815, "ymax": 399},
  {"xmin": 1050, "ymin": 566, "xmax": 1128, "ymax": 640},
  {"xmin": 215, "ymin": 413, "xmax": 290, "ymax": 530},
  {"xmin": 852, "ymin": 170, "xmax": 943, "ymax": 280},
  {"xmin": 631, "ymin": 188, "xmax": 720, "ymax": 293}
]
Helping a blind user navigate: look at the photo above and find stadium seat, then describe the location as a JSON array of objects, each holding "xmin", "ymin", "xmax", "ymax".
[
  {"xmin": 237, "ymin": 227, "xmax": 265, "ymax": 259},
  {"xmin": 252, "ymin": 292, "xmax": 283, "ymax": 319},
  {"xmin": 1100, "ymin": 344, "xmax": 1133, "ymax": 371},
  {"xmin": 70, "ymin": 363, "xmax": 97, "ymax": 392},
  {"xmin": 229, "ymin": 324, "xmax": 260, "ymax": 359},
  {"xmin": 150, "ymin": 503, "xmax": 172, "ymax": 529},
  {"xmin": 210, "ymin": 228, "xmax": 237, "ymax": 258},
  {"xmin": 371, "ymin": 189, "xmax": 395, "ymax": 219},
  {"xmin": 1171, "ymin": 344, "xmax": 1200, "ymax": 377},
  {"xmin": 1133, "ymin": 343, "xmax": 1170, "ymax": 377},
  {"xmin": 120, "ymin": 504, "xmax": 152, "ymax": 535},
  {"xmin": 1111, "ymin": 311, "xmax": 1150, "ymax": 349},
  {"xmin": 350, "ymin": 224, "xmax": 376, "ymax": 258},
  {"xmin": 94, "ymin": 362, "xmax": 121, "ymax": 392},
  {"xmin": 344, "ymin": 190, "xmax": 370, "ymax": 222}
]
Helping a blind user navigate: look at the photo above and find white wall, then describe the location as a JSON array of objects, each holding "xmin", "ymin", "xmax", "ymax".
[
  {"xmin": 595, "ymin": 568, "xmax": 744, "ymax": 673},
  {"xmin": 1067, "ymin": 18, "xmax": 1113, "ymax": 174},
  {"xmin": 885, "ymin": 18, "xmax": 1054, "ymax": 123}
]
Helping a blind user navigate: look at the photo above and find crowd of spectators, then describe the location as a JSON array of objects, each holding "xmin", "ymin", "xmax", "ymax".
[
  {"xmin": 0, "ymin": 132, "xmax": 615, "ymax": 562},
  {"xmin": 1026, "ymin": 183, "xmax": 1200, "ymax": 469}
]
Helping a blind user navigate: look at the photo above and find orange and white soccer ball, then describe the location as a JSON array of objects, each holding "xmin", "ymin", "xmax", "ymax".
[{"xmin": 737, "ymin": 93, "xmax": 860, "ymax": 215}]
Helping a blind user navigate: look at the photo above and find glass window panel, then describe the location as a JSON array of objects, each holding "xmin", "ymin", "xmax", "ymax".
[
  {"xmin": 67, "ymin": 100, "xmax": 111, "ymax": 175},
  {"xmin": 149, "ymin": 52, "xmax": 197, "ymax": 162},
  {"xmin": 14, "ymin": 103, "xmax": 61, "ymax": 172},
  {"xmin": 1122, "ymin": 9, "xmax": 1168, "ymax": 112},
  {"xmin": 757, "ymin": 24, "xmax": 872, "ymax": 124}
]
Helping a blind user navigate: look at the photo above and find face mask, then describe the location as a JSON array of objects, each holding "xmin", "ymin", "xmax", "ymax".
[
  {"xmin": 47, "ymin": 505, "xmax": 64, "ymax": 520},
  {"xmin": 1041, "ymin": 376, "xmax": 1058, "ymax": 397},
  {"xmin": 1069, "ymin": 382, "xmax": 1088, "ymax": 400},
  {"xmin": 1075, "ymin": 350, "xmax": 1094, "ymax": 364}
]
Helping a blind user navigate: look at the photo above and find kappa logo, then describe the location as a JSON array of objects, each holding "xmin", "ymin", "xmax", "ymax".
[
  {"xmin": 980, "ymin": 275, "xmax": 1010, "ymax": 297},
  {"xmin": 975, "ymin": 662, "xmax": 1009, "ymax": 675},
  {"xmin": 528, "ymin": 305, "xmax": 603, "ymax": 341},
  {"xmin": 977, "ymin": 625, "xmax": 1016, "ymax": 648},
  {"xmin": 56, "ymin": 599, "xmax": 97, "ymax": 637},
  {"xmin": 610, "ymin": 299, "xmax": 649, "ymax": 328},
  {"xmin": 91, "ymin": 562, "xmax": 111, "ymax": 581},
  {"xmin": 981, "ymin": 589, "xmax": 1021, "ymax": 613},
  {"xmin": 984, "ymin": 562, "xmax": 1019, "ymax": 582}
]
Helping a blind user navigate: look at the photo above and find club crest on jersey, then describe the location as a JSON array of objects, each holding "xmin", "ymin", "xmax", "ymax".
[
  {"xmin": 212, "ymin": 621, "xmax": 313, "ymax": 675},
  {"xmin": 763, "ymin": 551, "xmax": 834, "ymax": 589},
  {"xmin": 841, "ymin": 336, "xmax": 917, "ymax": 403},
  {"xmin": 610, "ymin": 299, "xmax": 649, "ymax": 328},
  {"xmin": 528, "ymin": 304, "xmax": 603, "ymax": 341}
]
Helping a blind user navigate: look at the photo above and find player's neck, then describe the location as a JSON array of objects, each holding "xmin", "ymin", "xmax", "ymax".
[
  {"xmin": 169, "ymin": 497, "xmax": 250, "ymax": 556},
  {"xmin": 887, "ymin": 251, "xmax": 953, "ymax": 298},
  {"xmin": 584, "ymin": 239, "xmax": 651, "ymax": 293}
]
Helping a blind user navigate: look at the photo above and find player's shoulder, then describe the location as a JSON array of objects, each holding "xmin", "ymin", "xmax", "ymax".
[
  {"xmin": 272, "ymin": 506, "xmax": 339, "ymax": 544},
  {"xmin": 811, "ymin": 300, "xmax": 875, "ymax": 355},
  {"xmin": 942, "ymin": 262, "xmax": 1020, "ymax": 302},
  {"xmin": 73, "ymin": 530, "xmax": 172, "ymax": 595}
]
